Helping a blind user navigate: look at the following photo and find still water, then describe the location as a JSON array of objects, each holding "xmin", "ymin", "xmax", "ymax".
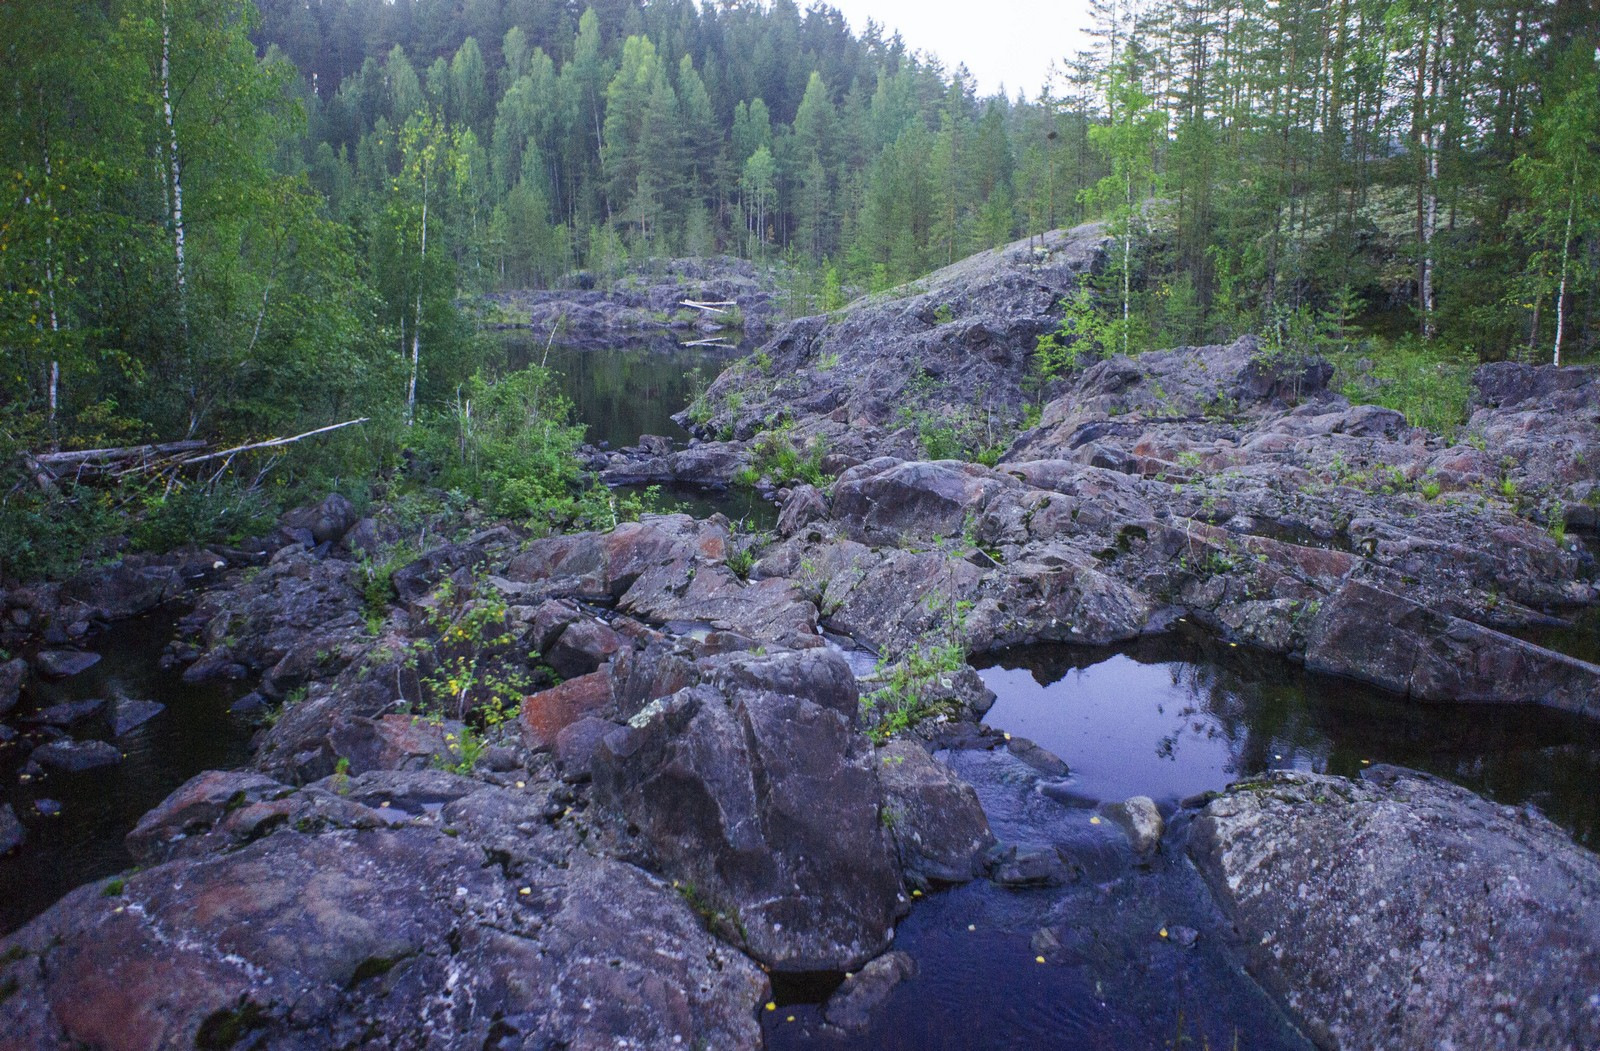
[
  {"xmin": 504, "ymin": 336, "xmax": 740, "ymax": 451},
  {"xmin": 764, "ymin": 623, "xmax": 1600, "ymax": 1049},
  {"xmin": 0, "ymin": 615, "xmax": 254, "ymax": 935}
]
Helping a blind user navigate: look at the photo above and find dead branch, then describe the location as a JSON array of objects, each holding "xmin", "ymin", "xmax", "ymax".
[
  {"xmin": 680, "ymin": 299, "xmax": 737, "ymax": 315},
  {"xmin": 176, "ymin": 418, "xmax": 369, "ymax": 467},
  {"xmin": 31, "ymin": 440, "xmax": 209, "ymax": 467}
]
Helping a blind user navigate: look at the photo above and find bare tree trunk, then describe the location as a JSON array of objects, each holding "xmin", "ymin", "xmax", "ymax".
[
  {"xmin": 1554, "ymin": 168, "xmax": 1576, "ymax": 367},
  {"xmin": 161, "ymin": 0, "xmax": 187, "ymax": 319},
  {"xmin": 408, "ymin": 181, "xmax": 428, "ymax": 425},
  {"xmin": 42, "ymin": 137, "xmax": 59, "ymax": 441}
]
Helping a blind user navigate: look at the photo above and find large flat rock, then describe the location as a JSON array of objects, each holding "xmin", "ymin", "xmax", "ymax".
[{"xmin": 1190, "ymin": 767, "xmax": 1600, "ymax": 1051}]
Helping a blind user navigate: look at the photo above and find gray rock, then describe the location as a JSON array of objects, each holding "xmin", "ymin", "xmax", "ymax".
[
  {"xmin": 992, "ymin": 845, "xmax": 1069, "ymax": 887},
  {"xmin": 1100, "ymin": 795, "xmax": 1164, "ymax": 854},
  {"xmin": 280, "ymin": 493, "xmax": 359, "ymax": 546},
  {"xmin": 776, "ymin": 483, "xmax": 829, "ymax": 537},
  {"xmin": 127, "ymin": 770, "xmax": 292, "ymax": 865},
  {"xmin": 545, "ymin": 618, "xmax": 626, "ymax": 680},
  {"xmin": 1, "ymin": 815, "xmax": 767, "ymax": 1050},
  {"xmin": 1190, "ymin": 767, "xmax": 1600, "ymax": 1051},
  {"xmin": 34, "ymin": 650, "xmax": 100, "ymax": 679},
  {"xmin": 57, "ymin": 562, "xmax": 183, "ymax": 622},
  {"xmin": 25, "ymin": 699, "xmax": 105, "ymax": 726},
  {"xmin": 876, "ymin": 741, "xmax": 995, "ymax": 883},
  {"xmin": 32, "ymin": 739, "xmax": 121, "ymax": 772},
  {"xmin": 593, "ymin": 682, "xmax": 902, "ymax": 971},
  {"xmin": 0, "ymin": 657, "xmax": 26, "ymax": 715},
  {"xmin": 552, "ymin": 716, "xmax": 615, "ymax": 774},
  {"xmin": 823, "ymin": 951, "xmax": 918, "ymax": 1032},
  {"xmin": 1306, "ymin": 581, "xmax": 1600, "ymax": 717},
  {"xmin": 0, "ymin": 803, "xmax": 22, "ymax": 854}
]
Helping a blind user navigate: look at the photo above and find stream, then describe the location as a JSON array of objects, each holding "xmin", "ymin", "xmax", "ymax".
[{"xmin": 3, "ymin": 336, "xmax": 1598, "ymax": 1048}]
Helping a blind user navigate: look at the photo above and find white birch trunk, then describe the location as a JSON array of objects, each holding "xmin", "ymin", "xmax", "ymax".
[
  {"xmin": 161, "ymin": 0, "xmax": 187, "ymax": 319},
  {"xmin": 1554, "ymin": 166, "xmax": 1576, "ymax": 367},
  {"xmin": 408, "ymin": 181, "xmax": 428, "ymax": 425},
  {"xmin": 1421, "ymin": 126, "xmax": 1437, "ymax": 338}
]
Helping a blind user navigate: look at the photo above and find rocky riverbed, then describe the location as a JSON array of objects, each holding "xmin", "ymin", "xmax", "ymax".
[{"xmin": 3, "ymin": 226, "xmax": 1599, "ymax": 1049}]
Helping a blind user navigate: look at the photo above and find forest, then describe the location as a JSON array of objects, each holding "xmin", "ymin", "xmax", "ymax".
[{"xmin": 1, "ymin": 0, "xmax": 1597, "ymax": 576}]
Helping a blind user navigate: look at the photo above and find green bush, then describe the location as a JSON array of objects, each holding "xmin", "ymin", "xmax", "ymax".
[
  {"xmin": 410, "ymin": 365, "xmax": 587, "ymax": 523},
  {"xmin": 131, "ymin": 483, "xmax": 276, "ymax": 553},
  {"xmin": 1334, "ymin": 338, "xmax": 1475, "ymax": 436}
]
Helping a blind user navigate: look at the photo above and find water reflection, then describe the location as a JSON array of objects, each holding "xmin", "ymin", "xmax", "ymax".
[
  {"xmin": 978, "ymin": 625, "xmax": 1600, "ymax": 848},
  {"xmin": 0, "ymin": 613, "xmax": 254, "ymax": 935},
  {"xmin": 501, "ymin": 335, "xmax": 740, "ymax": 451}
]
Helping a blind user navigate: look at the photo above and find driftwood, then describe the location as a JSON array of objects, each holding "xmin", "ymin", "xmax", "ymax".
[
  {"xmin": 19, "ymin": 418, "xmax": 370, "ymax": 491},
  {"xmin": 679, "ymin": 299, "xmax": 737, "ymax": 316},
  {"xmin": 31, "ymin": 440, "xmax": 209, "ymax": 467},
  {"xmin": 679, "ymin": 337, "xmax": 737, "ymax": 349}
]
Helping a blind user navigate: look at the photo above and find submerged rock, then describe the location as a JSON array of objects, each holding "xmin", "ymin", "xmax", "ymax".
[
  {"xmin": 32, "ymin": 739, "xmax": 121, "ymax": 772},
  {"xmin": 0, "ymin": 803, "xmax": 22, "ymax": 854},
  {"xmin": 24, "ymin": 698, "xmax": 105, "ymax": 727},
  {"xmin": 1190, "ymin": 767, "xmax": 1600, "ymax": 1051},
  {"xmin": 109, "ymin": 699, "xmax": 165, "ymax": 736},
  {"xmin": 823, "ymin": 950, "xmax": 918, "ymax": 1033}
]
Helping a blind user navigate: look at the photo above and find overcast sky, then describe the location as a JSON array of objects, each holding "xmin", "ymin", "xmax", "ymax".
[{"xmin": 820, "ymin": 0, "xmax": 1095, "ymax": 100}]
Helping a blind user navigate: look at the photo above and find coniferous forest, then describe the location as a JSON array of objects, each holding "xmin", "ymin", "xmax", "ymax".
[{"xmin": 1, "ymin": 0, "xmax": 1598, "ymax": 573}]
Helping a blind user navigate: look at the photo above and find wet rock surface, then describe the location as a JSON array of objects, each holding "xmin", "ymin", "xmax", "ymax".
[{"xmin": 1190, "ymin": 767, "xmax": 1600, "ymax": 1051}]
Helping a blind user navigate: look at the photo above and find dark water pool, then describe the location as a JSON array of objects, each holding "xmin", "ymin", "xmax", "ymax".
[
  {"xmin": 613, "ymin": 482, "xmax": 781, "ymax": 533},
  {"xmin": 975, "ymin": 624, "xmax": 1600, "ymax": 846},
  {"xmin": 765, "ymin": 624, "xmax": 1600, "ymax": 1050},
  {"xmin": 0, "ymin": 614, "xmax": 254, "ymax": 935},
  {"xmin": 502, "ymin": 335, "xmax": 740, "ymax": 451}
]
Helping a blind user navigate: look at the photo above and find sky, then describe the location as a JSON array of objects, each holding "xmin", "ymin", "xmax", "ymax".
[{"xmin": 820, "ymin": 0, "xmax": 1096, "ymax": 100}]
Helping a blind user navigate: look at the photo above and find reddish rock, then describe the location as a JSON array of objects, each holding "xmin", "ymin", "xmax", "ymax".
[{"xmin": 521, "ymin": 670, "xmax": 614, "ymax": 752}]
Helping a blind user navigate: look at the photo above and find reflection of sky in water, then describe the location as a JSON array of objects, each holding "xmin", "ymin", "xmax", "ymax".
[
  {"xmin": 982, "ymin": 654, "xmax": 1318, "ymax": 803},
  {"xmin": 977, "ymin": 633, "xmax": 1600, "ymax": 847}
]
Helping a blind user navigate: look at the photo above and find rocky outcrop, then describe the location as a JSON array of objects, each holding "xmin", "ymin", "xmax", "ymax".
[
  {"xmin": 592, "ymin": 647, "xmax": 904, "ymax": 972},
  {"xmin": 0, "ymin": 769, "xmax": 768, "ymax": 1050},
  {"xmin": 679, "ymin": 226, "xmax": 1107, "ymax": 466},
  {"xmin": 875, "ymin": 740, "xmax": 995, "ymax": 884},
  {"xmin": 490, "ymin": 255, "xmax": 777, "ymax": 345},
  {"xmin": 1190, "ymin": 767, "xmax": 1600, "ymax": 1051}
]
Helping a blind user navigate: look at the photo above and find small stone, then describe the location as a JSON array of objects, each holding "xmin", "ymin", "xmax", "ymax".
[
  {"xmin": 1101, "ymin": 796, "xmax": 1165, "ymax": 854},
  {"xmin": 1169, "ymin": 925, "xmax": 1200, "ymax": 949}
]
